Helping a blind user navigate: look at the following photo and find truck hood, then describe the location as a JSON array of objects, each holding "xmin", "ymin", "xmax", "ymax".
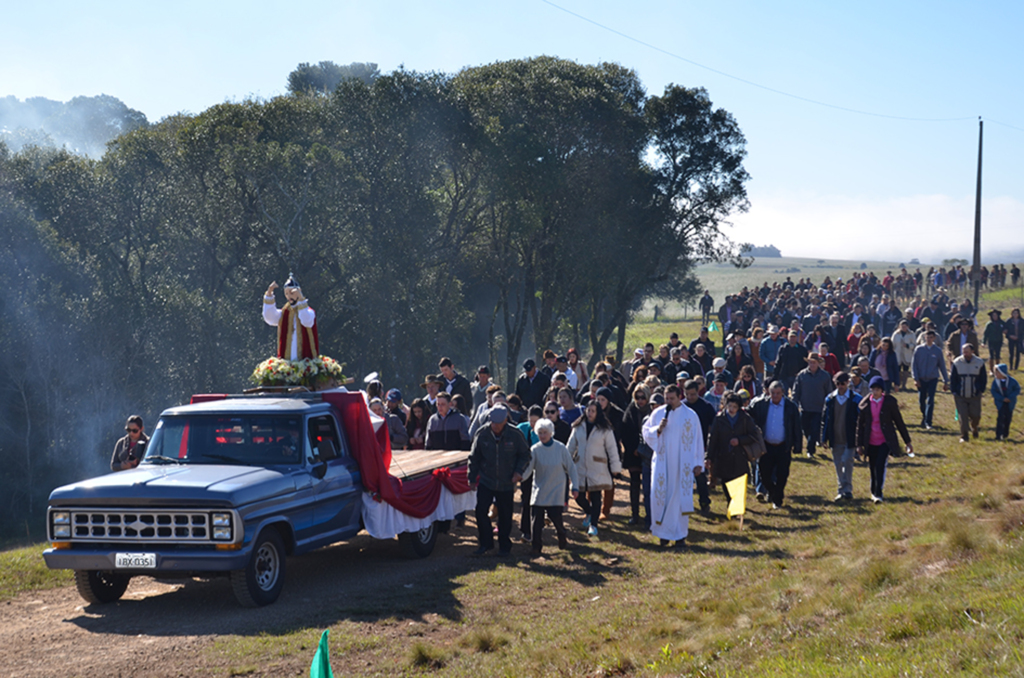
[{"xmin": 48, "ymin": 464, "xmax": 299, "ymax": 508}]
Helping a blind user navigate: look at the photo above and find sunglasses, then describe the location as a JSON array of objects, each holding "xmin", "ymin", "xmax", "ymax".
[
  {"xmin": 125, "ymin": 427, "xmax": 140, "ymax": 434},
  {"xmin": 635, "ymin": 395, "xmax": 648, "ymax": 400},
  {"xmin": 544, "ymin": 409, "xmax": 558, "ymax": 415}
]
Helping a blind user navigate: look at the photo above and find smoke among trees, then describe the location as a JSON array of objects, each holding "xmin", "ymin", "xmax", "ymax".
[
  {"xmin": 0, "ymin": 57, "xmax": 749, "ymax": 542},
  {"xmin": 0, "ymin": 94, "xmax": 148, "ymax": 157}
]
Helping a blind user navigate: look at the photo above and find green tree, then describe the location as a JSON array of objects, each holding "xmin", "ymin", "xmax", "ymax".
[{"xmin": 287, "ymin": 61, "xmax": 380, "ymax": 95}]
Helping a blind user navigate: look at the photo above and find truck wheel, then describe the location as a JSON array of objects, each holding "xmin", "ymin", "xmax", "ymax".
[
  {"xmin": 398, "ymin": 522, "xmax": 438, "ymax": 558},
  {"xmin": 74, "ymin": 570, "xmax": 130, "ymax": 604},
  {"xmin": 230, "ymin": 529, "xmax": 286, "ymax": 607}
]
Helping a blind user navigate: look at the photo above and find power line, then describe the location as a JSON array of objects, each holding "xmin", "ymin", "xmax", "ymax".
[
  {"xmin": 540, "ymin": 0, "xmax": 977, "ymax": 123},
  {"xmin": 986, "ymin": 118, "xmax": 1024, "ymax": 134}
]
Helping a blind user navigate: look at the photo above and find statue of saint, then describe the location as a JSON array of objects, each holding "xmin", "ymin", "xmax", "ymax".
[{"xmin": 263, "ymin": 274, "xmax": 319, "ymax": 360}]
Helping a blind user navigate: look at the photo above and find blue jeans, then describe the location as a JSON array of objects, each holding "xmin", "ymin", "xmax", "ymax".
[{"xmin": 918, "ymin": 378, "xmax": 938, "ymax": 426}]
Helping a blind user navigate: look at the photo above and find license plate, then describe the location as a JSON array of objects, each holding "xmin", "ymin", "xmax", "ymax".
[{"xmin": 115, "ymin": 553, "xmax": 156, "ymax": 569}]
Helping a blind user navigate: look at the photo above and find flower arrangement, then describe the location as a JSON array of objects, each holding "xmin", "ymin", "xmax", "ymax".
[{"xmin": 251, "ymin": 356, "xmax": 346, "ymax": 389}]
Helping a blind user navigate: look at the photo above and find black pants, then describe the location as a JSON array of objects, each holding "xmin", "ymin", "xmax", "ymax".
[
  {"xmin": 997, "ymin": 402, "xmax": 1014, "ymax": 439},
  {"xmin": 758, "ymin": 442, "xmax": 791, "ymax": 505},
  {"xmin": 801, "ymin": 411, "xmax": 822, "ymax": 454},
  {"xmin": 866, "ymin": 443, "xmax": 890, "ymax": 499},
  {"xmin": 575, "ymin": 490, "xmax": 603, "ymax": 525},
  {"xmin": 476, "ymin": 485, "xmax": 514, "ymax": 552},
  {"xmin": 1009, "ymin": 341, "xmax": 1022, "ymax": 371},
  {"xmin": 627, "ymin": 467, "xmax": 643, "ymax": 519},
  {"xmin": 695, "ymin": 470, "xmax": 711, "ymax": 510},
  {"xmin": 531, "ymin": 505, "xmax": 566, "ymax": 552},
  {"xmin": 519, "ymin": 476, "xmax": 533, "ymax": 534},
  {"xmin": 990, "ymin": 342, "xmax": 1003, "ymax": 363}
]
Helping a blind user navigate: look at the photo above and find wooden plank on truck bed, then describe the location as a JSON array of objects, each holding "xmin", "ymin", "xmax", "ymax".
[{"xmin": 388, "ymin": 449, "xmax": 472, "ymax": 480}]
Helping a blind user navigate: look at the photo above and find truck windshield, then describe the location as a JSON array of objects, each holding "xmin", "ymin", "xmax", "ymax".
[{"xmin": 145, "ymin": 415, "xmax": 306, "ymax": 467}]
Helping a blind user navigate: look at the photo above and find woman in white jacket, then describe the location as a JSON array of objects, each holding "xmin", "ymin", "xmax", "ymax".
[{"xmin": 567, "ymin": 401, "xmax": 622, "ymax": 537}]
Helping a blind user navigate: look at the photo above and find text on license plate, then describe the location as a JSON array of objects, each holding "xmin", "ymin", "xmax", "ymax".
[{"xmin": 115, "ymin": 553, "xmax": 156, "ymax": 568}]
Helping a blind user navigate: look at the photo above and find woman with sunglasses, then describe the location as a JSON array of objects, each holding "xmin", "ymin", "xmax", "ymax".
[
  {"xmin": 110, "ymin": 416, "xmax": 149, "ymax": 471},
  {"xmin": 620, "ymin": 385, "xmax": 653, "ymax": 526}
]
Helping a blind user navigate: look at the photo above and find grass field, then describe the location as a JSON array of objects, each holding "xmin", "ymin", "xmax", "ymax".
[
  {"xmin": 6, "ymin": 286, "xmax": 1024, "ymax": 677},
  {"xmin": 642, "ymin": 256, "xmax": 939, "ymax": 322}
]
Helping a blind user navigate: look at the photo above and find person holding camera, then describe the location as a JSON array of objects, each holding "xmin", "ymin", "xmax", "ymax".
[{"xmin": 110, "ymin": 416, "xmax": 148, "ymax": 471}]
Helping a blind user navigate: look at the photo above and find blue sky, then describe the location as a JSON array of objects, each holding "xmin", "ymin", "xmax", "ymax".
[{"xmin": 3, "ymin": 0, "xmax": 1022, "ymax": 261}]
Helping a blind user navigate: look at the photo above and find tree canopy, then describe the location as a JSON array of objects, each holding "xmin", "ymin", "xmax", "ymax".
[{"xmin": 286, "ymin": 61, "xmax": 381, "ymax": 95}]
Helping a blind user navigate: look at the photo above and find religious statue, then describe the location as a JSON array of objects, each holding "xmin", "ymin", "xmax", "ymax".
[{"xmin": 263, "ymin": 274, "xmax": 319, "ymax": 361}]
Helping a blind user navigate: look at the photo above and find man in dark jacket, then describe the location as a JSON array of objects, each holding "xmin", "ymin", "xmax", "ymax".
[
  {"xmin": 821, "ymin": 373, "xmax": 861, "ymax": 502},
  {"xmin": 468, "ymin": 406, "xmax": 532, "ymax": 556},
  {"xmin": 776, "ymin": 331, "xmax": 809, "ymax": 394},
  {"xmin": 438, "ymin": 357, "xmax": 473, "ymax": 405},
  {"xmin": 515, "ymin": 359, "xmax": 551, "ymax": 409},
  {"xmin": 425, "ymin": 393, "xmax": 471, "ymax": 451},
  {"xmin": 683, "ymin": 380, "xmax": 716, "ymax": 514},
  {"xmin": 748, "ymin": 382, "xmax": 803, "ymax": 508}
]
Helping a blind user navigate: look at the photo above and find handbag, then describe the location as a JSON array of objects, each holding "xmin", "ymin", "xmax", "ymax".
[{"xmin": 744, "ymin": 423, "xmax": 767, "ymax": 463}]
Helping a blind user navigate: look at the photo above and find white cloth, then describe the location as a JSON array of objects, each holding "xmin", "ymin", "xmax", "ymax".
[
  {"xmin": 360, "ymin": 485, "xmax": 476, "ymax": 540},
  {"xmin": 642, "ymin": 403, "xmax": 705, "ymax": 541},
  {"xmin": 262, "ymin": 299, "xmax": 316, "ymax": 361}
]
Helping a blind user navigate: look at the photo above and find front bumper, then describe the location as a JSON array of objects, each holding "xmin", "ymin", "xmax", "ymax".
[{"xmin": 42, "ymin": 544, "xmax": 253, "ymax": 572}]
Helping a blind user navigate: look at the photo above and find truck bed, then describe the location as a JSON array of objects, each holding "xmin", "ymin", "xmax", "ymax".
[{"xmin": 388, "ymin": 448, "xmax": 471, "ymax": 480}]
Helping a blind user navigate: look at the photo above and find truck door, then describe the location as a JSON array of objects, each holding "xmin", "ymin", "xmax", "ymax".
[{"xmin": 308, "ymin": 414, "xmax": 360, "ymax": 543}]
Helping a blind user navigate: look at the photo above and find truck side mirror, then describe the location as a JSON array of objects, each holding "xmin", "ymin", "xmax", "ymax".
[{"xmin": 312, "ymin": 460, "xmax": 328, "ymax": 480}]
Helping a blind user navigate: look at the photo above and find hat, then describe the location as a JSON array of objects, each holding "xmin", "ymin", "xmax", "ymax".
[
  {"xmin": 675, "ymin": 371, "xmax": 690, "ymax": 382},
  {"xmin": 283, "ymin": 272, "xmax": 299, "ymax": 289},
  {"xmin": 959, "ymin": 318, "xmax": 973, "ymax": 326},
  {"xmin": 523, "ymin": 358, "xmax": 536, "ymax": 371},
  {"xmin": 420, "ymin": 374, "xmax": 440, "ymax": 388},
  {"xmin": 713, "ymin": 357, "xmax": 727, "ymax": 368},
  {"xmin": 488, "ymin": 405, "xmax": 509, "ymax": 424},
  {"xmin": 736, "ymin": 389, "xmax": 751, "ymax": 400},
  {"xmin": 596, "ymin": 386, "xmax": 614, "ymax": 401},
  {"xmin": 477, "ymin": 365, "xmax": 490, "ymax": 374},
  {"xmin": 555, "ymin": 355, "xmax": 568, "ymax": 363},
  {"xmin": 634, "ymin": 348, "xmax": 644, "ymax": 357},
  {"xmin": 806, "ymin": 352, "xmax": 823, "ymax": 363},
  {"xmin": 989, "ymin": 309, "xmax": 1003, "ymax": 317},
  {"xmin": 995, "ymin": 363, "xmax": 1009, "ymax": 378},
  {"xmin": 768, "ymin": 324, "xmax": 780, "ymax": 333},
  {"xmin": 714, "ymin": 372, "xmax": 730, "ymax": 383},
  {"xmin": 869, "ymin": 376, "xmax": 885, "ymax": 390},
  {"xmin": 386, "ymin": 388, "xmax": 402, "ymax": 402}
]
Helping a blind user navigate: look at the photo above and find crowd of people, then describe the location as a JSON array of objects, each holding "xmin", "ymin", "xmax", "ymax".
[{"xmin": 355, "ymin": 267, "xmax": 1022, "ymax": 557}]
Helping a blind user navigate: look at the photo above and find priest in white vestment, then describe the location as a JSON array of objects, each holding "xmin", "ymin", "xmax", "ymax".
[{"xmin": 642, "ymin": 385, "xmax": 705, "ymax": 545}]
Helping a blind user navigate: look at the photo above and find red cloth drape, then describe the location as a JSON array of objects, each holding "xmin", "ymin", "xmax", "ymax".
[{"xmin": 190, "ymin": 391, "xmax": 470, "ymax": 519}]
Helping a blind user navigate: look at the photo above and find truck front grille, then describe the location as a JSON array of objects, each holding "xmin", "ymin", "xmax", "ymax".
[{"xmin": 69, "ymin": 510, "xmax": 210, "ymax": 542}]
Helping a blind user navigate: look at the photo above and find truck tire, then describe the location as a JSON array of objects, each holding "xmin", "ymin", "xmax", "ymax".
[
  {"xmin": 398, "ymin": 522, "xmax": 438, "ymax": 559},
  {"xmin": 230, "ymin": 528, "xmax": 286, "ymax": 607},
  {"xmin": 74, "ymin": 570, "xmax": 130, "ymax": 604}
]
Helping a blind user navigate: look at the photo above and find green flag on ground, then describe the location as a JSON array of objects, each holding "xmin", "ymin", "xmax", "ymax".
[
  {"xmin": 310, "ymin": 629, "xmax": 334, "ymax": 678},
  {"xmin": 709, "ymin": 321, "xmax": 718, "ymax": 333}
]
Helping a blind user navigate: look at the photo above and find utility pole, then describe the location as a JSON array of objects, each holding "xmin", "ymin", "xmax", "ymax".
[{"xmin": 972, "ymin": 117, "xmax": 983, "ymax": 310}]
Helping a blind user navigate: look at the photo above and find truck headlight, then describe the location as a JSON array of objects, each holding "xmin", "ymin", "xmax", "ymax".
[
  {"xmin": 52, "ymin": 512, "xmax": 71, "ymax": 538},
  {"xmin": 211, "ymin": 512, "xmax": 232, "ymax": 540}
]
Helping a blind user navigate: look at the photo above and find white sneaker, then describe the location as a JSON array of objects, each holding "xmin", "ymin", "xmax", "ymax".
[{"xmin": 587, "ymin": 525, "xmax": 598, "ymax": 537}]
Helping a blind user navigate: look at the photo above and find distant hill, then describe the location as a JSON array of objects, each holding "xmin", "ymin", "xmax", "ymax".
[
  {"xmin": 745, "ymin": 244, "xmax": 782, "ymax": 258},
  {"xmin": 0, "ymin": 94, "xmax": 148, "ymax": 157}
]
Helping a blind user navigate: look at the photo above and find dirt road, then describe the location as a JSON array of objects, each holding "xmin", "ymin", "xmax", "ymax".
[{"xmin": 1, "ymin": 528, "xmax": 486, "ymax": 677}]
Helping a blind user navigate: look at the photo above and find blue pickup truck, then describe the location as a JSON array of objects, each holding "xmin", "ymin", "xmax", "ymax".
[{"xmin": 43, "ymin": 392, "xmax": 471, "ymax": 607}]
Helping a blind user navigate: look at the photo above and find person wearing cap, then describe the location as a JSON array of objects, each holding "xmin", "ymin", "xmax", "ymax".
[
  {"xmin": 855, "ymin": 376, "xmax": 913, "ymax": 504},
  {"xmin": 704, "ymin": 372, "xmax": 730, "ymax": 412},
  {"xmin": 946, "ymin": 318, "xmax": 979, "ymax": 366},
  {"xmin": 516, "ymin": 358, "xmax": 551, "ymax": 409},
  {"xmin": 821, "ymin": 372, "xmax": 861, "ymax": 502},
  {"xmin": 912, "ymin": 329, "xmax": 949, "ymax": 429},
  {"xmin": 991, "ymin": 363, "xmax": 1020, "ymax": 441},
  {"xmin": 983, "ymin": 309, "xmax": 1006, "ymax": 375},
  {"xmin": 468, "ymin": 405, "xmax": 533, "ymax": 556},
  {"xmin": 705, "ymin": 357, "xmax": 733, "ymax": 389},
  {"xmin": 385, "ymin": 388, "xmax": 409, "ymax": 424},
  {"xmin": 263, "ymin": 274, "xmax": 318, "ymax": 361},
  {"xmin": 950, "ymin": 343, "xmax": 987, "ymax": 442},
  {"xmin": 793, "ymin": 352, "xmax": 834, "ymax": 457},
  {"xmin": 891, "ymin": 319, "xmax": 917, "ymax": 392},
  {"xmin": 438, "ymin": 357, "xmax": 473, "ymax": 406},
  {"xmin": 470, "ymin": 366, "xmax": 492, "ymax": 410}
]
